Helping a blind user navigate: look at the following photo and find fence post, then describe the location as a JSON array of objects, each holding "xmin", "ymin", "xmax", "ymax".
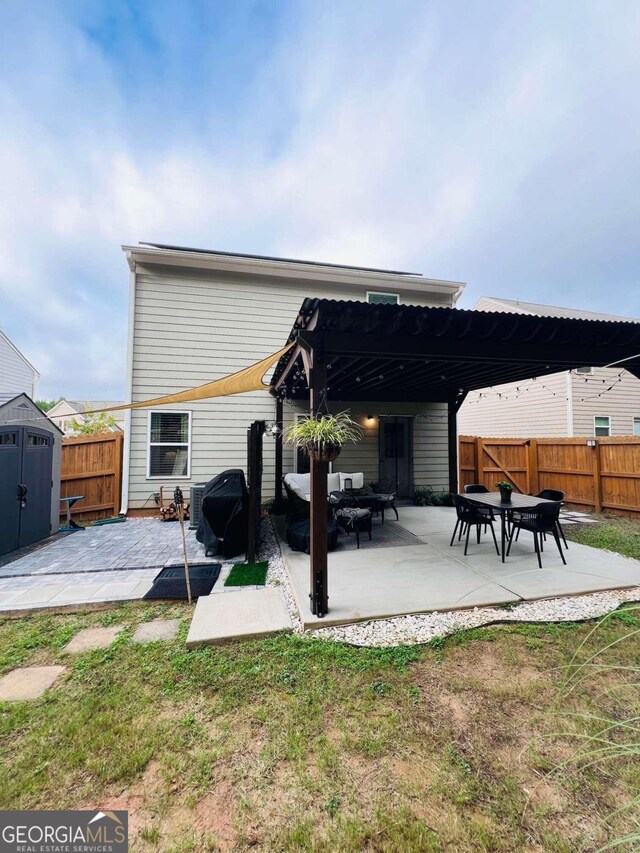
[
  {"xmin": 113, "ymin": 433, "xmax": 123, "ymax": 516},
  {"xmin": 475, "ymin": 437, "xmax": 483, "ymax": 485},
  {"xmin": 527, "ymin": 439, "xmax": 539, "ymax": 495},
  {"xmin": 593, "ymin": 440, "xmax": 602, "ymax": 513}
]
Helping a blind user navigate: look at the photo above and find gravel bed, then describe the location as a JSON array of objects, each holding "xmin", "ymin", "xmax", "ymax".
[
  {"xmin": 260, "ymin": 517, "xmax": 303, "ymax": 632},
  {"xmin": 310, "ymin": 587, "xmax": 640, "ymax": 647}
]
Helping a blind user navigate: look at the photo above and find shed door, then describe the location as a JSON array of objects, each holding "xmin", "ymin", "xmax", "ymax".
[
  {"xmin": 378, "ymin": 416, "xmax": 413, "ymax": 497},
  {"xmin": 0, "ymin": 428, "xmax": 22, "ymax": 555},
  {"xmin": 19, "ymin": 428, "xmax": 53, "ymax": 548}
]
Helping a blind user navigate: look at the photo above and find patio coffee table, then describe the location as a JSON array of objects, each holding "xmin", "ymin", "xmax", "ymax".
[{"xmin": 462, "ymin": 491, "xmax": 556, "ymax": 563}]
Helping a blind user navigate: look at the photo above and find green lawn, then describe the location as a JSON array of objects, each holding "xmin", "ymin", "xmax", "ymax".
[
  {"xmin": 564, "ymin": 513, "xmax": 640, "ymax": 561},
  {"xmin": 0, "ymin": 599, "xmax": 638, "ymax": 852}
]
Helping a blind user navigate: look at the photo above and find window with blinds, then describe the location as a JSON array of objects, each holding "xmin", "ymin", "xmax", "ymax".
[{"xmin": 147, "ymin": 411, "xmax": 191, "ymax": 478}]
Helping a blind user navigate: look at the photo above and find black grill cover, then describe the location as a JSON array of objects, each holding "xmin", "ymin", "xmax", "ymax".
[{"xmin": 196, "ymin": 469, "xmax": 248, "ymax": 559}]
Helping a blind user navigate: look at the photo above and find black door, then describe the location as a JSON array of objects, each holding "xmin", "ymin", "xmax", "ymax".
[
  {"xmin": 0, "ymin": 428, "xmax": 22, "ymax": 555},
  {"xmin": 378, "ymin": 416, "xmax": 413, "ymax": 497},
  {"xmin": 19, "ymin": 428, "xmax": 53, "ymax": 548},
  {"xmin": 0, "ymin": 426, "xmax": 53, "ymax": 556}
]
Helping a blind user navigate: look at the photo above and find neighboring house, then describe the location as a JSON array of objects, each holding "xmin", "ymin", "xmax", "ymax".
[
  {"xmin": 0, "ymin": 329, "xmax": 39, "ymax": 398},
  {"xmin": 458, "ymin": 297, "xmax": 640, "ymax": 438},
  {"xmin": 121, "ymin": 243, "xmax": 465, "ymax": 511},
  {"xmin": 47, "ymin": 400, "xmax": 125, "ymax": 435}
]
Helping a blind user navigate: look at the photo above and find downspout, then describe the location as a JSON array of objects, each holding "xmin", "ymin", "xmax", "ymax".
[
  {"xmin": 565, "ymin": 371, "xmax": 574, "ymax": 437},
  {"xmin": 119, "ymin": 261, "xmax": 136, "ymax": 515}
]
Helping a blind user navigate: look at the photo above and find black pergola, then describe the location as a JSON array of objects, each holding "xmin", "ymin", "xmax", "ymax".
[{"xmin": 271, "ymin": 298, "xmax": 640, "ymax": 616}]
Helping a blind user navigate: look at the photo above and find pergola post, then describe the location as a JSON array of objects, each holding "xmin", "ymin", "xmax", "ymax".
[
  {"xmin": 273, "ymin": 395, "xmax": 284, "ymax": 512},
  {"xmin": 309, "ymin": 348, "xmax": 328, "ymax": 616}
]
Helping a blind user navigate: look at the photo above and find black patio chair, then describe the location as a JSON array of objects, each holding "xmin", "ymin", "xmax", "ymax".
[
  {"xmin": 373, "ymin": 477, "xmax": 399, "ymax": 522},
  {"xmin": 538, "ymin": 489, "xmax": 568, "ymax": 549},
  {"xmin": 450, "ymin": 495, "xmax": 499, "ymax": 556},
  {"xmin": 330, "ymin": 492, "xmax": 372, "ymax": 549},
  {"xmin": 463, "ymin": 483, "xmax": 495, "ymax": 528},
  {"xmin": 512, "ymin": 489, "xmax": 568, "ymax": 549},
  {"xmin": 507, "ymin": 502, "xmax": 566, "ymax": 569}
]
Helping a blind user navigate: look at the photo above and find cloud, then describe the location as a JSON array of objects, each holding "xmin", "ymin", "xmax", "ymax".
[{"xmin": 1, "ymin": 1, "xmax": 639, "ymax": 397}]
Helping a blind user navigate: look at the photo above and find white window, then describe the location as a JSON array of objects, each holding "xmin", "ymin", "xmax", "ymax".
[
  {"xmin": 147, "ymin": 411, "xmax": 191, "ymax": 478},
  {"xmin": 633, "ymin": 417, "xmax": 640, "ymax": 436},
  {"xmin": 367, "ymin": 291, "xmax": 399, "ymax": 305},
  {"xmin": 594, "ymin": 416, "xmax": 611, "ymax": 437},
  {"xmin": 576, "ymin": 366, "xmax": 594, "ymax": 375}
]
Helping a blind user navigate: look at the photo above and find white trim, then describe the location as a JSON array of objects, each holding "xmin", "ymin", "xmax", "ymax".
[
  {"xmin": 366, "ymin": 291, "xmax": 400, "ymax": 305},
  {"xmin": 593, "ymin": 415, "xmax": 611, "ymax": 437},
  {"xmin": 121, "ymin": 244, "xmax": 465, "ymax": 300},
  {"xmin": 565, "ymin": 372, "xmax": 574, "ymax": 436},
  {"xmin": 146, "ymin": 410, "xmax": 192, "ymax": 479},
  {"xmin": 120, "ymin": 268, "xmax": 136, "ymax": 514}
]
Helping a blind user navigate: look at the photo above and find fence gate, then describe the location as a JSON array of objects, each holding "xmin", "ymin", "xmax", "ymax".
[{"xmin": 0, "ymin": 425, "xmax": 53, "ymax": 556}]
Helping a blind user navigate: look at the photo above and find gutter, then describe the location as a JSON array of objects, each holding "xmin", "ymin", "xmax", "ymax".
[{"xmin": 119, "ymin": 257, "xmax": 136, "ymax": 515}]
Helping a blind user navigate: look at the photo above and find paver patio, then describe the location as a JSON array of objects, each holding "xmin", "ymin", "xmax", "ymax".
[
  {"xmin": 279, "ymin": 507, "xmax": 640, "ymax": 630},
  {"xmin": 0, "ymin": 519, "xmax": 223, "ymax": 613}
]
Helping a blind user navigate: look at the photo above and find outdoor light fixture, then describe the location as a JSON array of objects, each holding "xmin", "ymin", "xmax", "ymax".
[
  {"xmin": 586, "ymin": 438, "xmax": 597, "ymax": 447},
  {"xmin": 265, "ymin": 421, "xmax": 282, "ymax": 437},
  {"xmin": 366, "ymin": 414, "xmax": 374, "ymax": 423}
]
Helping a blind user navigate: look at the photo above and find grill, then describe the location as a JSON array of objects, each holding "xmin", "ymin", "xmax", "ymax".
[{"xmin": 189, "ymin": 483, "xmax": 208, "ymax": 529}]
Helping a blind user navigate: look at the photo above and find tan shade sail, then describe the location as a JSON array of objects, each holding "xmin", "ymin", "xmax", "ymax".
[{"xmin": 89, "ymin": 343, "xmax": 294, "ymax": 414}]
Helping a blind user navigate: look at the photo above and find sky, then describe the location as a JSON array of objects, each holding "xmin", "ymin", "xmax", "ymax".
[{"xmin": 1, "ymin": 0, "xmax": 639, "ymax": 399}]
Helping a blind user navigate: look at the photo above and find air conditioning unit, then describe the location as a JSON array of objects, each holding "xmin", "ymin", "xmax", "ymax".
[{"xmin": 189, "ymin": 483, "xmax": 208, "ymax": 529}]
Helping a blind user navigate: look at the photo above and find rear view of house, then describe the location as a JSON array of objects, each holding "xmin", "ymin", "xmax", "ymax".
[
  {"xmin": 121, "ymin": 243, "xmax": 465, "ymax": 512},
  {"xmin": 458, "ymin": 298, "xmax": 640, "ymax": 438}
]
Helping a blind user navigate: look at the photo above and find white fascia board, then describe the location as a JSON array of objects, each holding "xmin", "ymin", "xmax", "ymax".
[{"xmin": 121, "ymin": 244, "xmax": 465, "ymax": 301}]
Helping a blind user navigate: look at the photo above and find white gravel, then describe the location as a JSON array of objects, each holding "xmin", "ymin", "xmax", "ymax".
[
  {"xmin": 260, "ymin": 517, "xmax": 303, "ymax": 632},
  {"xmin": 309, "ymin": 587, "xmax": 640, "ymax": 647},
  {"xmin": 259, "ymin": 516, "xmax": 639, "ymax": 647}
]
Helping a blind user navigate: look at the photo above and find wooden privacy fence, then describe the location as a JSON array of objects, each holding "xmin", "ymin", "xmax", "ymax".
[
  {"xmin": 459, "ymin": 435, "xmax": 640, "ymax": 518},
  {"xmin": 60, "ymin": 432, "xmax": 123, "ymax": 521}
]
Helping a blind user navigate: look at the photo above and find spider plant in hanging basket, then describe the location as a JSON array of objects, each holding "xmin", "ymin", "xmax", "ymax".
[{"xmin": 286, "ymin": 411, "xmax": 362, "ymax": 462}]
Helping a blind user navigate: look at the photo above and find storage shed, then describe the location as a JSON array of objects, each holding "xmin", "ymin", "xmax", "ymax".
[{"xmin": 0, "ymin": 393, "xmax": 62, "ymax": 557}]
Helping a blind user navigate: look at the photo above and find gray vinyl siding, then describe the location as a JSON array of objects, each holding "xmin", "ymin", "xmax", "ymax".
[
  {"xmin": 286, "ymin": 402, "xmax": 449, "ymax": 493},
  {"xmin": 128, "ymin": 265, "xmax": 452, "ymax": 508},
  {"xmin": 457, "ymin": 372, "xmax": 568, "ymax": 438},
  {"xmin": 571, "ymin": 368, "xmax": 640, "ymax": 436},
  {"xmin": 0, "ymin": 334, "xmax": 37, "ymax": 397}
]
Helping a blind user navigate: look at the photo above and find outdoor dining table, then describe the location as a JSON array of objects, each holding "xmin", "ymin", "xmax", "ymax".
[{"xmin": 462, "ymin": 491, "xmax": 557, "ymax": 563}]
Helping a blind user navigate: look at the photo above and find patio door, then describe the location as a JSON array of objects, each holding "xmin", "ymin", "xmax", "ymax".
[{"xmin": 378, "ymin": 416, "xmax": 413, "ymax": 497}]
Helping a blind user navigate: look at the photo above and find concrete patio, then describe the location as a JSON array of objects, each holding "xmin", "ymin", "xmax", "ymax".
[{"xmin": 278, "ymin": 507, "xmax": 640, "ymax": 630}]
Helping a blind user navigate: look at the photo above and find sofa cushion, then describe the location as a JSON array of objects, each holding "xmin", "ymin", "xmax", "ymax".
[
  {"xmin": 339, "ymin": 472, "xmax": 364, "ymax": 490},
  {"xmin": 327, "ymin": 472, "xmax": 341, "ymax": 492}
]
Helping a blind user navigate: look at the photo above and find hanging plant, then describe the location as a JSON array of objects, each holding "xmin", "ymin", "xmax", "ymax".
[{"xmin": 286, "ymin": 411, "xmax": 362, "ymax": 462}]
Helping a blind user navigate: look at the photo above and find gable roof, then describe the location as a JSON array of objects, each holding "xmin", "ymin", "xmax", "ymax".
[
  {"xmin": 0, "ymin": 330, "xmax": 40, "ymax": 378},
  {"xmin": 475, "ymin": 297, "xmax": 639, "ymax": 324},
  {"xmin": 0, "ymin": 393, "xmax": 63, "ymax": 432},
  {"xmin": 47, "ymin": 400, "xmax": 124, "ymax": 417}
]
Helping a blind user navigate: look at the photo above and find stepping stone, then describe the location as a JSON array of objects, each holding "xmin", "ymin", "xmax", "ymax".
[
  {"xmin": 186, "ymin": 588, "xmax": 291, "ymax": 648},
  {"xmin": 0, "ymin": 666, "xmax": 66, "ymax": 701},
  {"xmin": 64, "ymin": 625, "xmax": 124, "ymax": 653},
  {"xmin": 132, "ymin": 618, "xmax": 180, "ymax": 644}
]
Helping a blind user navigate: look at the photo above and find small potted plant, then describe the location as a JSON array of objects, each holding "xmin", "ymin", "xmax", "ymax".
[
  {"xmin": 496, "ymin": 481, "xmax": 513, "ymax": 502},
  {"xmin": 286, "ymin": 411, "xmax": 362, "ymax": 462}
]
